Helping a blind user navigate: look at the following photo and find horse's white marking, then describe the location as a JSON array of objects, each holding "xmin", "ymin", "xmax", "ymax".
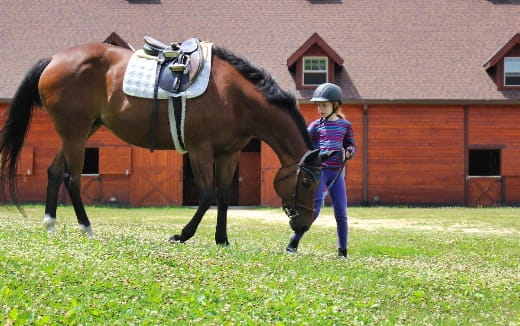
[
  {"xmin": 79, "ymin": 224, "xmax": 95, "ymax": 238},
  {"xmin": 43, "ymin": 214, "xmax": 56, "ymax": 233}
]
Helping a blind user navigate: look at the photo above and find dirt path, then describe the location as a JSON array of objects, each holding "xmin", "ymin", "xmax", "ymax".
[{"xmin": 224, "ymin": 208, "xmax": 518, "ymax": 235}]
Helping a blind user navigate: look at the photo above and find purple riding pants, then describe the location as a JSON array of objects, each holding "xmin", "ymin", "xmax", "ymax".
[{"xmin": 290, "ymin": 167, "xmax": 348, "ymax": 250}]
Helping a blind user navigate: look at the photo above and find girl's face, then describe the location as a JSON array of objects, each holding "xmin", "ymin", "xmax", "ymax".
[{"xmin": 316, "ymin": 101, "xmax": 334, "ymax": 118}]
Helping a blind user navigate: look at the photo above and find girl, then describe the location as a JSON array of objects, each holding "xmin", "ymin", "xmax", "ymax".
[{"xmin": 286, "ymin": 83, "xmax": 356, "ymax": 257}]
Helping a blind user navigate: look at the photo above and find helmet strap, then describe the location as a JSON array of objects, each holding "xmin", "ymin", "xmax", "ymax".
[{"xmin": 324, "ymin": 112, "xmax": 335, "ymax": 120}]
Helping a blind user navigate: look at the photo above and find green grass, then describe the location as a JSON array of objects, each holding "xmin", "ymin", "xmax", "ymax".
[{"xmin": 0, "ymin": 205, "xmax": 519, "ymax": 325}]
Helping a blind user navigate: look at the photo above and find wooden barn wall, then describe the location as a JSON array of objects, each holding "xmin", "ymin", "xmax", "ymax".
[
  {"xmin": 3, "ymin": 103, "xmax": 520, "ymax": 207},
  {"xmin": 0, "ymin": 105, "xmax": 184, "ymax": 206},
  {"xmin": 366, "ymin": 105, "xmax": 465, "ymax": 205},
  {"xmin": 260, "ymin": 142, "xmax": 281, "ymax": 206},
  {"xmin": 468, "ymin": 106, "xmax": 520, "ymax": 205}
]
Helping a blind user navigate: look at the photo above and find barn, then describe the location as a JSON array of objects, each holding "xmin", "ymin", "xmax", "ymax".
[{"xmin": 1, "ymin": 0, "xmax": 520, "ymax": 207}]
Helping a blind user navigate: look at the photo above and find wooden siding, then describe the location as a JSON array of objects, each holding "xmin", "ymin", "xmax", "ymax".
[
  {"xmin": 366, "ymin": 105, "xmax": 465, "ymax": 205},
  {"xmin": 468, "ymin": 106, "xmax": 520, "ymax": 203},
  {"xmin": 260, "ymin": 142, "xmax": 281, "ymax": 206},
  {"xmin": 504, "ymin": 176, "xmax": 520, "ymax": 205}
]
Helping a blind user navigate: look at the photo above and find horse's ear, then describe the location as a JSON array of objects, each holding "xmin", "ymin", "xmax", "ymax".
[{"xmin": 304, "ymin": 149, "xmax": 321, "ymax": 166}]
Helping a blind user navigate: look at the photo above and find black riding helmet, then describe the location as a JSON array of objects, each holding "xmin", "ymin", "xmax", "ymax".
[{"xmin": 310, "ymin": 83, "xmax": 343, "ymax": 105}]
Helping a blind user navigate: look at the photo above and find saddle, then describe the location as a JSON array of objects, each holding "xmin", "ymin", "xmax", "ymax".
[
  {"xmin": 143, "ymin": 36, "xmax": 205, "ymax": 152},
  {"xmin": 142, "ymin": 35, "xmax": 204, "ymax": 93}
]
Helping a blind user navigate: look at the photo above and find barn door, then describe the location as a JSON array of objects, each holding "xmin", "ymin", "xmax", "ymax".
[
  {"xmin": 131, "ymin": 147, "xmax": 183, "ymax": 206},
  {"xmin": 467, "ymin": 149, "xmax": 502, "ymax": 206},
  {"xmin": 261, "ymin": 142, "xmax": 281, "ymax": 207},
  {"xmin": 238, "ymin": 152, "xmax": 261, "ymax": 205},
  {"xmin": 77, "ymin": 146, "xmax": 132, "ymax": 205},
  {"xmin": 466, "ymin": 176, "xmax": 502, "ymax": 206}
]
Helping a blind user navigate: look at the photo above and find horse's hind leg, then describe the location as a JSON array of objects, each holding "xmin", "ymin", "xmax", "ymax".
[
  {"xmin": 214, "ymin": 151, "xmax": 240, "ymax": 246},
  {"xmin": 42, "ymin": 132, "xmax": 93, "ymax": 236},
  {"xmin": 43, "ymin": 152, "xmax": 66, "ymax": 232},
  {"xmin": 61, "ymin": 139, "xmax": 94, "ymax": 237},
  {"xmin": 170, "ymin": 152, "xmax": 214, "ymax": 243}
]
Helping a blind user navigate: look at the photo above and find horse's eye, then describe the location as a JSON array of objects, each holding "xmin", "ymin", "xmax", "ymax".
[{"xmin": 302, "ymin": 179, "xmax": 312, "ymax": 188}]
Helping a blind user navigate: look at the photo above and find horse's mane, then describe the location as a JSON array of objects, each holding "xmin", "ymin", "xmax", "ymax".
[{"xmin": 212, "ymin": 46, "xmax": 313, "ymax": 149}]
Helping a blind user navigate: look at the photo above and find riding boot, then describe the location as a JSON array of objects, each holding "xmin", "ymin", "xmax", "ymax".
[
  {"xmin": 338, "ymin": 248, "xmax": 347, "ymax": 258},
  {"xmin": 285, "ymin": 239, "xmax": 299, "ymax": 254}
]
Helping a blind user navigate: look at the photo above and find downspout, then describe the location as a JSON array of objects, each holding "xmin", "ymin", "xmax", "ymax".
[
  {"xmin": 463, "ymin": 106, "xmax": 468, "ymax": 205},
  {"xmin": 362, "ymin": 103, "xmax": 369, "ymax": 205}
]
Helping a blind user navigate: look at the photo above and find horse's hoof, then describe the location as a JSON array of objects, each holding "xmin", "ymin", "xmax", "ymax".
[
  {"xmin": 169, "ymin": 235, "xmax": 185, "ymax": 243},
  {"xmin": 216, "ymin": 240, "xmax": 230, "ymax": 247},
  {"xmin": 43, "ymin": 215, "xmax": 57, "ymax": 233},
  {"xmin": 79, "ymin": 224, "xmax": 95, "ymax": 238}
]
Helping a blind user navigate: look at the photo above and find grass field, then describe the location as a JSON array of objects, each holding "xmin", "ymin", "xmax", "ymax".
[{"xmin": 0, "ymin": 205, "xmax": 519, "ymax": 325}]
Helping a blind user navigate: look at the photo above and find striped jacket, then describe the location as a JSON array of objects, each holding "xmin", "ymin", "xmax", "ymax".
[{"xmin": 308, "ymin": 118, "xmax": 356, "ymax": 169}]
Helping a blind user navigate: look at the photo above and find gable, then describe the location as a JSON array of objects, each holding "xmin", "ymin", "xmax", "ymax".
[
  {"xmin": 484, "ymin": 33, "xmax": 520, "ymax": 69},
  {"xmin": 287, "ymin": 33, "xmax": 343, "ymax": 89},
  {"xmin": 287, "ymin": 33, "xmax": 343, "ymax": 68},
  {"xmin": 483, "ymin": 33, "xmax": 520, "ymax": 90}
]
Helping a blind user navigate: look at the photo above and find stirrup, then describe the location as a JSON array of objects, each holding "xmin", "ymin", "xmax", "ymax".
[{"xmin": 170, "ymin": 63, "xmax": 186, "ymax": 72}]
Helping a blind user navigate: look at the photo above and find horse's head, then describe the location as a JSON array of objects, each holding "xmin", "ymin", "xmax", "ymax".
[{"xmin": 274, "ymin": 149, "xmax": 322, "ymax": 233}]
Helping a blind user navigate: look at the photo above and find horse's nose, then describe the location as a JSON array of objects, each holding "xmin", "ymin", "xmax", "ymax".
[{"xmin": 290, "ymin": 219, "xmax": 309, "ymax": 233}]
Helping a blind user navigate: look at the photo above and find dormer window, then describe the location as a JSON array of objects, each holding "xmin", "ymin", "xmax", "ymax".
[
  {"xmin": 483, "ymin": 33, "xmax": 520, "ymax": 90},
  {"xmin": 303, "ymin": 57, "xmax": 328, "ymax": 85},
  {"xmin": 504, "ymin": 57, "xmax": 520, "ymax": 86},
  {"xmin": 287, "ymin": 33, "xmax": 343, "ymax": 90}
]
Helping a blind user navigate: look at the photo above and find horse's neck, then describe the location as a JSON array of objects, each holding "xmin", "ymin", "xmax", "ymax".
[{"xmin": 253, "ymin": 106, "xmax": 309, "ymax": 166}]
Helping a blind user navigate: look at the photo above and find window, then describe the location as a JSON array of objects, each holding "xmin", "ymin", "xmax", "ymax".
[
  {"xmin": 469, "ymin": 149, "xmax": 500, "ymax": 176},
  {"xmin": 504, "ymin": 57, "xmax": 520, "ymax": 86},
  {"xmin": 303, "ymin": 57, "xmax": 328, "ymax": 85},
  {"xmin": 82, "ymin": 148, "xmax": 99, "ymax": 175}
]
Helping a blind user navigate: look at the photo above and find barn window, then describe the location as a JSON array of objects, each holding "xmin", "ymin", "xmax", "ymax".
[
  {"xmin": 469, "ymin": 149, "xmax": 501, "ymax": 176},
  {"xmin": 82, "ymin": 148, "xmax": 99, "ymax": 175},
  {"xmin": 504, "ymin": 57, "xmax": 520, "ymax": 86},
  {"xmin": 303, "ymin": 57, "xmax": 328, "ymax": 85}
]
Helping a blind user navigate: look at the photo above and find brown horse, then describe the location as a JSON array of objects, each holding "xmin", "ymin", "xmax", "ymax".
[{"xmin": 0, "ymin": 42, "xmax": 321, "ymax": 245}]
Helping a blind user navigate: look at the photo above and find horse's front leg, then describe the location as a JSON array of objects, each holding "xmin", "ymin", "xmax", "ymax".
[
  {"xmin": 170, "ymin": 153, "xmax": 214, "ymax": 243},
  {"xmin": 214, "ymin": 151, "xmax": 240, "ymax": 246}
]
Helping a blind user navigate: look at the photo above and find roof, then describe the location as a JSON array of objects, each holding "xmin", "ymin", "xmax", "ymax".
[{"xmin": 1, "ymin": 0, "xmax": 520, "ymax": 103}]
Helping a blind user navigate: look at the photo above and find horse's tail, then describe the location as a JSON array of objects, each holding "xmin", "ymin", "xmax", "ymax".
[{"xmin": 0, "ymin": 57, "xmax": 51, "ymax": 213}]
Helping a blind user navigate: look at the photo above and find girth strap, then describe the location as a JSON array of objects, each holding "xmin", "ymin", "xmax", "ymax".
[
  {"xmin": 168, "ymin": 95, "xmax": 187, "ymax": 153},
  {"xmin": 149, "ymin": 54, "xmax": 165, "ymax": 152}
]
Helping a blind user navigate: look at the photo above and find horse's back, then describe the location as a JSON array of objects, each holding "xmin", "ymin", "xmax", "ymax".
[{"xmin": 38, "ymin": 43, "xmax": 132, "ymax": 121}]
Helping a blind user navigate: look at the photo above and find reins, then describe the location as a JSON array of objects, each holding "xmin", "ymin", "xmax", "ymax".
[
  {"xmin": 274, "ymin": 152, "xmax": 322, "ymax": 220},
  {"xmin": 322, "ymin": 153, "xmax": 347, "ymax": 201}
]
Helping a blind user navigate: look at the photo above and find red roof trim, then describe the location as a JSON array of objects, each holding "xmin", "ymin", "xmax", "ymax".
[
  {"xmin": 287, "ymin": 32, "xmax": 344, "ymax": 67},
  {"xmin": 483, "ymin": 33, "xmax": 520, "ymax": 69}
]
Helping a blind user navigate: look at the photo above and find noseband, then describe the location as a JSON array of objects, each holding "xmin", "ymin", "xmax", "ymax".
[{"xmin": 274, "ymin": 152, "xmax": 322, "ymax": 220}]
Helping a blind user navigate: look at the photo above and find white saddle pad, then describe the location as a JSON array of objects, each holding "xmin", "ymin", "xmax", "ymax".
[{"xmin": 123, "ymin": 42, "xmax": 213, "ymax": 99}]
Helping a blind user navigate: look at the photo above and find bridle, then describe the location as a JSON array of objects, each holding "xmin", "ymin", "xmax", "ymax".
[{"xmin": 274, "ymin": 152, "xmax": 322, "ymax": 221}]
